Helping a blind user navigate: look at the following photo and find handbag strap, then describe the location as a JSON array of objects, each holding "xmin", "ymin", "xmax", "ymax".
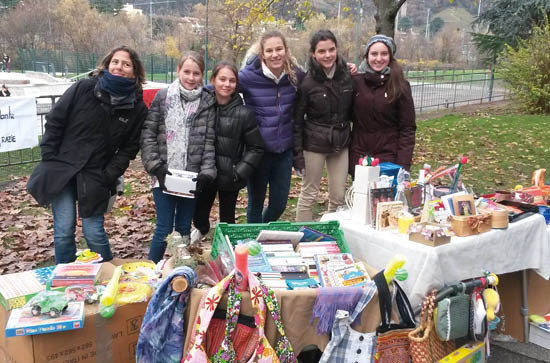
[
  {"xmin": 409, "ymin": 290, "xmax": 437, "ymax": 342},
  {"xmin": 211, "ymin": 278, "xmax": 242, "ymax": 362},
  {"xmin": 254, "ymin": 275, "xmax": 297, "ymax": 363},
  {"xmin": 350, "ymin": 281, "xmax": 377, "ymax": 322},
  {"xmin": 374, "ymin": 270, "xmax": 416, "ymax": 333}
]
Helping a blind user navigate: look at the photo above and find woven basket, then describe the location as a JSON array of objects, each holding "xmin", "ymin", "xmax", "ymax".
[{"xmin": 409, "ymin": 291, "xmax": 455, "ymax": 363}]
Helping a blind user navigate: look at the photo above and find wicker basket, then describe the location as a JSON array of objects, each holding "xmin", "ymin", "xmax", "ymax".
[{"xmin": 451, "ymin": 213, "xmax": 492, "ymax": 237}]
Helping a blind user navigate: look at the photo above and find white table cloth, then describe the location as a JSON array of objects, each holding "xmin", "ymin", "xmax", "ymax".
[{"xmin": 321, "ymin": 211, "xmax": 550, "ymax": 309}]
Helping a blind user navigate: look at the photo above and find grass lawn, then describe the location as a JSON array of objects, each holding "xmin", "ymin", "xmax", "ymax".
[{"xmin": 412, "ymin": 111, "xmax": 550, "ymax": 194}]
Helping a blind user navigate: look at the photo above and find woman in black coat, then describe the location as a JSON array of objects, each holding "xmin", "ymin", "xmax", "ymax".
[
  {"xmin": 27, "ymin": 46, "xmax": 148, "ymax": 263},
  {"xmin": 191, "ymin": 62, "xmax": 264, "ymax": 243},
  {"xmin": 293, "ymin": 30, "xmax": 354, "ymax": 222}
]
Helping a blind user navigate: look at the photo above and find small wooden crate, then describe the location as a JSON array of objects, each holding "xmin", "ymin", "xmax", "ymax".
[
  {"xmin": 409, "ymin": 223, "xmax": 451, "ymax": 247},
  {"xmin": 451, "ymin": 213, "xmax": 492, "ymax": 237}
]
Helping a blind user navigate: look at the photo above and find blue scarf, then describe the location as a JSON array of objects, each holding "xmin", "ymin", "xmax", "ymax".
[
  {"xmin": 136, "ymin": 267, "xmax": 196, "ymax": 363},
  {"xmin": 97, "ymin": 71, "xmax": 136, "ymax": 97}
]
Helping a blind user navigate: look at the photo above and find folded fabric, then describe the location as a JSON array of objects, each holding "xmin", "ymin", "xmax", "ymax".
[
  {"xmin": 310, "ymin": 286, "xmax": 364, "ymax": 335},
  {"xmin": 136, "ymin": 266, "xmax": 196, "ymax": 363}
]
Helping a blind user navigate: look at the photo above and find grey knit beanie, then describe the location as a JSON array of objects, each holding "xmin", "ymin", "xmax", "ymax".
[{"xmin": 365, "ymin": 35, "xmax": 396, "ymax": 57}]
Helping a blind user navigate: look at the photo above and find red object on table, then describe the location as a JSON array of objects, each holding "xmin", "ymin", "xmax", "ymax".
[{"xmin": 234, "ymin": 245, "xmax": 249, "ymax": 291}]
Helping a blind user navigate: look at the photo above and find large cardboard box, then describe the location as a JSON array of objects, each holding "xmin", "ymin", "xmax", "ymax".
[{"xmin": 0, "ymin": 259, "xmax": 149, "ymax": 363}]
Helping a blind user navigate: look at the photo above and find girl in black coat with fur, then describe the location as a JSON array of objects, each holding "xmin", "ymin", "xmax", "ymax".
[{"xmin": 192, "ymin": 62, "xmax": 264, "ymax": 243}]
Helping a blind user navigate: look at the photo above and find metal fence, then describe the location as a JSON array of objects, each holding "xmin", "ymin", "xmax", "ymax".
[
  {"xmin": 406, "ymin": 68, "xmax": 510, "ymax": 113},
  {"xmin": 0, "ymin": 65, "xmax": 510, "ymax": 181},
  {"xmin": 17, "ymin": 49, "xmax": 182, "ymax": 83}
]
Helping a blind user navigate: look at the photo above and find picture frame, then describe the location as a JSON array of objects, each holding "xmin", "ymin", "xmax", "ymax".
[{"xmin": 452, "ymin": 194, "xmax": 476, "ymax": 216}]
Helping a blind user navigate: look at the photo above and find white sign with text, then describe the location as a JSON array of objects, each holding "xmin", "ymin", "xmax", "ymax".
[{"xmin": 0, "ymin": 96, "xmax": 38, "ymax": 152}]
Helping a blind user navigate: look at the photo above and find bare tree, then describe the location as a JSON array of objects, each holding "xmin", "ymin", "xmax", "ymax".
[{"xmin": 372, "ymin": 0, "xmax": 407, "ymax": 38}]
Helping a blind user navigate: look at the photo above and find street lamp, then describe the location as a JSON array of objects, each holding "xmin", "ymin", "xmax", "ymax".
[{"xmin": 204, "ymin": 0, "xmax": 209, "ymax": 84}]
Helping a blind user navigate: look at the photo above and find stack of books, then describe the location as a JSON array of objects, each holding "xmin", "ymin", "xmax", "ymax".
[
  {"xmin": 314, "ymin": 253, "xmax": 370, "ymax": 287},
  {"xmin": 296, "ymin": 241, "xmax": 340, "ymax": 279},
  {"xmin": 50, "ymin": 264, "xmax": 102, "ymax": 287}
]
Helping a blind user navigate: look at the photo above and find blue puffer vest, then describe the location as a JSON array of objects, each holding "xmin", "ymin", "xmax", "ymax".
[{"xmin": 238, "ymin": 55, "xmax": 302, "ymax": 154}]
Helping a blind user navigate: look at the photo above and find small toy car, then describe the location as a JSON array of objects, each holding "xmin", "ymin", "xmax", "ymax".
[{"xmin": 29, "ymin": 290, "xmax": 68, "ymax": 318}]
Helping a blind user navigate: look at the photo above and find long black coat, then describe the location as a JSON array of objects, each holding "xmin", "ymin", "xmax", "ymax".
[
  {"xmin": 215, "ymin": 93, "xmax": 264, "ymax": 191},
  {"xmin": 27, "ymin": 77, "xmax": 148, "ymax": 217},
  {"xmin": 293, "ymin": 55, "xmax": 354, "ymax": 171}
]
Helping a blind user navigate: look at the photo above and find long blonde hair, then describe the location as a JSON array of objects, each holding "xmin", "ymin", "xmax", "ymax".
[{"xmin": 248, "ymin": 30, "xmax": 300, "ymax": 86}]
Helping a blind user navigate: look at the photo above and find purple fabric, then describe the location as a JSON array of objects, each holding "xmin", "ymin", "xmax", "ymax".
[
  {"xmin": 238, "ymin": 55, "xmax": 302, "ymax": 154},
  {"xmin": 311, "ymin": 287, "xmax": 364, "ymax": 335}
]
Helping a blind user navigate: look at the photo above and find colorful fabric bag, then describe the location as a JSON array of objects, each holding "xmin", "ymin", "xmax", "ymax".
[
  {"xmin": 183, "ymin": 270, "xmax": 297, "ymax": 363},
  {"xmin": 136, "ymin": 266, "xmax": 196, "ymax": 363},
  {"xmin": 373, "ymin": 271, "xmax": 416, "ymax": 363},
  {"xmin": 408, "ymin": 291, "xmax": 455, "ymax": 363},
  {"xmin": 318, "ymin": 281, "xmax": 378, "ymax": 363}
]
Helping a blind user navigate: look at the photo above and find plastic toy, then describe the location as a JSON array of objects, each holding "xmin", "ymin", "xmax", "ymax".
[
  {"xmin": 482, "ymin": 288, "xmax": 500, "ymax": 321},
  {"xmin": 101, "ymin": 266, "xmax": 122, "ymax": 307},
  {"xmin": 75, "ymin": 249, "xmax": 103, "ymax": 263},
  {"xmin": 384, "ymin": 255, "xmax": 407, "ymax": 284},
  {"xmin": 65, "ymin": 285, "xmax": 102, "ymax": 304},
  {"xmin": 28, "ymin": 284, "xmax": 68, "ymax": 318}
]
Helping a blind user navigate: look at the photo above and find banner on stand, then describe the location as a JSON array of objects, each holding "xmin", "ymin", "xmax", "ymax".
[{"xmin": 0, "ymin": 96, "xmax": 38, "ymax": 152}]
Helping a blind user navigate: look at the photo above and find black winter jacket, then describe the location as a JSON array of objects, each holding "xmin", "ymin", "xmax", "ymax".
[
  {"xmin": 293, "ymin": 55, "xmax": 354, "ymax": 170},
  {"xmin": 27, "ymin": 76, "xmax": 148, "ymax": 217},
  {"xmin": 140, "ymin": 87, "xmax": 217, "ymax": 180},
  {"xmin": 215, "ymin": 93, "xmax": 264, "ymax": 191}
]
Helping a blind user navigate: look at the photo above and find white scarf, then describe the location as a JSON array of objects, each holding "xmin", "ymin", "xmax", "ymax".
[{"xmin": 164, "ymin": 80, "xmax": 202, "ymax": 171}]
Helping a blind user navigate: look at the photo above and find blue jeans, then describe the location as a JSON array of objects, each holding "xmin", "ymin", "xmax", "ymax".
[
  {"xmin": 149, "ymin": 187, "xmax": 196, "ymax": 263},
  {"xmin": 51, "ymin": 183, "xmax": 113, "ymax": 264},
  {"xmin": 246, "ymin": 149, "xmax": 292, "ymax": 223}
]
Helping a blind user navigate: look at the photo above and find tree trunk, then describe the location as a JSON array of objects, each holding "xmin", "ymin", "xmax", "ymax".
[{"xmin": 372, "ymin": 0, "xmax": 407, "ymax": 39}]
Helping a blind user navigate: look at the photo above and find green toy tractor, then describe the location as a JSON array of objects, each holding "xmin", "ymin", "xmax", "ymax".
[{"xmin": 28, "ymin": 283, "xmax": 68, "ymax": 318}]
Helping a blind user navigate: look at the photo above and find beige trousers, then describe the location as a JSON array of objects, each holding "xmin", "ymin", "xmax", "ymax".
[{"xmin": 296, "ymin": 149, "xmax": 349, "ymax": 222}]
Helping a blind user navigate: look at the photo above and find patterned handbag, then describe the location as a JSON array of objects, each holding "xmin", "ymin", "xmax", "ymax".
[
  {"xmin": 408, "ymin": 291, "xmax": 455, "ymax": 363},
  {"xmin": 318, "ymin": 281, "xmax": 378, "ymax": 363},
  {"xmin": 373, "ymin": 271, "xmax": 416, "ymax": 363},
  {"xmin": 183, "ymin": 270, "xmax": 296, "ymax": 363}
]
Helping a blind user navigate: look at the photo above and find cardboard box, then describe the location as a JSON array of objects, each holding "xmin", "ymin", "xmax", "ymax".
[
  {"xmin": 0, "ymin": 259, "xmax": 149, "ymax": 363},
  {"xmin": 438, "ymin": 341, "xmax": 486, "ymax": 362},
  {"xmin": 529, "ymin": 323, "xmax": 550, "ymax": 350},
  {"xmin": 409, "ymin": 223, "xmax": 451, "ymax": 247}
]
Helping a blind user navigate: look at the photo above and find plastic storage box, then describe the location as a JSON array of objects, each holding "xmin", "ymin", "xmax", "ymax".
[{"xmin": 211, "ymin": 221, "xmax": 350, "ymax": 258}]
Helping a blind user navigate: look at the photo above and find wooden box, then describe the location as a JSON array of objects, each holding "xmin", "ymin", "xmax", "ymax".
[
  {"xmin": 409, "ymin": 223, "xmax": 451, "ymax": 247},
  {"xmin": 451, "ymin": 213, "xmax": 492, "ymax": 237}
]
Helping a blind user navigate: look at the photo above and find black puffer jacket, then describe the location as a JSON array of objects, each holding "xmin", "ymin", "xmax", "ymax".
[
  {"xmin": 215, "ymin": 93, "xmax": 264, "ymax": 191},
  {"xmin": 293, "ymin": 55, "xmax": 354, "ymax": 170},
  {"xmin": 140, "ymin": 87, "xmax": 217, "ymax": 180},
  {"xmin": 27, "ymin": 76, "xmax": 148, "ymax": 217}
]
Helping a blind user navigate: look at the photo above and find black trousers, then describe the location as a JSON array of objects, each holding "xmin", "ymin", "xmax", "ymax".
[{"xmin": 193, "ymin": 183, "xmax": 240, "ymax": 235}]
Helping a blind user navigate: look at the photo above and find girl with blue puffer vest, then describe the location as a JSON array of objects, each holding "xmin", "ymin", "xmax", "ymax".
[{"xmin": 238, "ymin": 30, "xmax": 304, "ymax": 223}]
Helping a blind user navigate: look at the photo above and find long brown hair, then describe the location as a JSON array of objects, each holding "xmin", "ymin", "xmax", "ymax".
[
  {"xmin": 386, "ymin": 55, "xmax": 407, "ymax": 103},
  {"xmin": 258, "ymin": 30, "xmax": 299, "ymax": 86},
  {"xmin": 93, "ymin": 45, "xmax": 146, "ymax": 90}
]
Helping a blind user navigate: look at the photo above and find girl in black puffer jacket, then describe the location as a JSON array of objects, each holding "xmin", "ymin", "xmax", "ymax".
[{"xmin": 192, "ymin": 62, "xmax": 264, "ymax": 243}]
